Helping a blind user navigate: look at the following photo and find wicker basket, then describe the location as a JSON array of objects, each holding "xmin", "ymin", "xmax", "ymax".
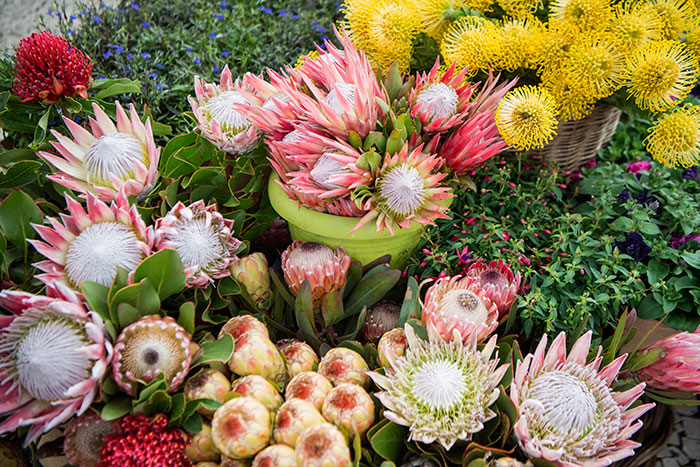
[
  {"xmin": 611, "ymin": 399, "xmax": 674, "ymax": 467},
  {"xmin": 533, "ymin": 104, "xmax": 622, "ymax": 173}
]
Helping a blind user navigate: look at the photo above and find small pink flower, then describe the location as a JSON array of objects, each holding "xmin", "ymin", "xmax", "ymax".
[{"xmin": 627, "ymin": 161, "xmax": 652, "ymax": 174}]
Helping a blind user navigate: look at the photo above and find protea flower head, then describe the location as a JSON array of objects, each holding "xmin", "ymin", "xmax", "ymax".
[
  {"xmin": 99, "ymin": 414, "xmax": 191, "ymax": 466},
  {"xmin": 218, "ymin": 314, "xmax": 269, "ymax": 341},
  {"xmin": 276, "ymin": 339, "xmax": 320, "ymax": 376},
  {"xmin": 63, "ymin": 412, "xmax": 116, "ymax": 467},
  {"xmin": 422, "ymin": 275, "xmax": 500, "ymax": 343},
  {"xmin": 378, "ymin": 327, "xmax": 408, "ymax": 369},
  {"xmin": 38, "ymin": 101, "xmax": 160, "ymax": 202},
  {"xmin": 322, "ymin": 383, "xmax": 376, "ymax": 437},
  {"xmin": 112, "ymin": 315, "xmax": 196, "ymax": 395},
  {"xmin": 212, "ymin": 397, "xmax": 271, "ymax": 459},
  {"xmin": 634, "ymin": 327, "xmax": 700, "ymax": 393},
  {"xmin": 295, "ymin": 423, "xmax": 352, "ymax": 467},
  {"xmin": 230, "ymin": 375, "xmax": 283, "ymax": 412},
  {"xmin": 252, "ymin": 444, "xmax": 297, "ymax": 467},
  {"xmin": 185, "ymin": 421, "xmax": 221, "ymax": 463},
  {"xmin": 184, "ymin": 368, "xmax": 232, "ymax": 416},
  {"xmin": 29, "ymin": 192, "xmax": 153, "ymax": 296},
  {"xmin": 228, "ymin": 332, "xmax": 288, "ymax": 385},
  {"xmin": 154, "ymin": 200, "xmax": 242, "ymax": 288},
  {"xmin": 466, "ymin": 259, "xmax": 522, "ymax": 318},
  {"xmin": 352, "ymin": 143, "xmax": 452, "ymax": 235},
  {"xmin": 281, "ymin": 241, "xmax": 352, "ymax": 311},
  {"xmin": 363, "ymin": 300, "xmax": 401, "ymax": 342},
  {"xmin": 188, "ymin": 65, "xmax": 261, "ymax": 155},
  {"xmin": 368, "ymin": 324, "xmax": 507, "ymax": 450},
  {"xmin": 0, "ymin": 289, "xmax": 112, "ymax": 446},
  {"xmin": 511, "ymin": 331, "xmax": 654, "ymax": 466},
  {"xmin": 285, "ymin": 371, "xmax": 334, "ymax": 411},
  {"xmin": 229, "ymin": 253, "xmax": 272, "ymax": 310},
  {"xmin": 273, "ymin": 398, "xmax": 327, "ymax": 447},
  {"xmin": 318, "ymin": 347, "xmax": 370, "ymax": 387},
  {"xmin": 12, "ymin": 31, "xmax": 92, "ymax": 103}
]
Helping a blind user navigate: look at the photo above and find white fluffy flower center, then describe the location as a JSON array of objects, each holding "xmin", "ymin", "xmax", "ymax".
[
  {"xmin": 417, "ymin": 83, "xmax": 459, "ymax": 120},
  {"xmin": 83, "ymin": 133, "xmax": 147, "ymax": 187},
  {"xmin": 282, "ymin": 130, "xmax": 304, "ymax": 143},
  {"xmin": 66, "ymin": 222, "xmax": 144, "ymax": 287},
  {"xmin": 170, "ymin": 217, "xmax": 225, "ymax": 270},
  {"xmin": 380, "ymin": 164, "xmax": 427, "ymax": 216},
  {"xmin": 310, "ymin": 153, "xmax": 346, "ymax": 189},
  {"xmin": 204, "ymin": 90, "xmax": 250, "ymax": 133},
  {"xmin": 262, "ymin": 92, "xmax": 291, "ymax": 113},
  {"xmin": 121, "ymin": 327, "xmax": 185, "ymax": 382},
  {"xmin": 325, "ymin": 83, "xmax": 357, "ymax": 114},
  {"xmin": 286, "ymin": 242, "xmax": 336, "ymax": 270},
  {"xmin": 413, "ymin": 358, "xmax": 467, "ymax": 410},
  {"xmin": 441, "ymin": 289, "xmax": 489, "ymax": 324}
]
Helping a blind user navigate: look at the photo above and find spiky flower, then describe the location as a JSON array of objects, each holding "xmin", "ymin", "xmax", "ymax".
[
  {"xmin": 363, "ymin": 300, "xmax": 401, "ymax": 342},
  {"xmin": 63, "ymin": 412, "xmax": 115, "ymax": 467},
  {"xmin": 563, "ymin": 34, "xmax": 625, "ymax": 99},
  {"xmin": 622, "ymin": 40, "xmax": 698, "ymax": 112},
  {"xmin": 644, "ymin": 104, "xmax": 700, "ymax": 168},
  {"xmin": 511, "ymin": 331, "xmax": 654, "ymax": 465},
  {"xmin": 188, "ymin": 65, "xmax": 261, "ymax": 155},
  {"xmin": 211, "ymin": 397, "xmax": 271, "ymax": 459},
  {"xmin": 185, "ymin": 421, "xmax": 221, "ymax": 463},
  {"xmin": 645, "ymin": 0, "xmax": 697, "ymax": 40},
  {"xmin": 607, "ymin": 1, "xmax": 662, "ymax": 52},
  {"xmin": 494, "ymin": 17, "xmax": 546, "ymax": 71},
  {"xmin": 219, "ymin": 315, "xmax": 269, "ymax": 341},
  {"xmin": 231, "ymin": 375, "xmax": 283, "ymax": 412},
  {"xmin": 273, "ymin": 398, "xmax": 327, "ymax": 447},
  {"xmin": 0, "ymin": 289, "xmax": 112, "ymax": 445},
  {"xmin": 285, "ymin": 371, "xmax": 335, "ymax": 411},
  {"xmin": 252, "ymin": 444, "xmax": 297, "ymax": 467},
  {"xmin": 368, "ymin": 324, "xmax": 506, "ymax": 450},
  {"xmin": 112, "ymin": 315, "xmax": 195, "ymax": 395},
  {"xmin": 29, "ymin": 192, "xmax": 153, "ymax": 296},
  {"xmin": 534, "ymin": 22, "xmax": 582, "ymax": 72},
  {"xmin": 549, "ymin": 0, "xmax": 613, "ymax": 32},
  {"xmin": 276, "ymin": 339, "xmax": 320, "ymax": 376},
  {"xmin": 38, "ymin": 102, "xmax": 160, "ymax": 201},
  {"xmin": 229, "ymin": 253, "xmax": 272, "ymax": 310},
  {"xmin": 12, "ymin": 31, "xmax": 92, "ymax": 103},
  {"xmin": 415, "ymin": 0, "xmax": 467, "ymax": 39},
  {"xmin": 540, "ymin": 71, "xmax": 596, "ymax": 122},
  {"xmin": 184, "ymin": 368, "xmax": 232, "ymax": 416},
  {"xmin": 322, "ymin": 383, "xmax": 376, "ymax": 437},
  {"xmin": 495, "ymin": 86, "xmax": 558, "ymax": 151},
  {"xmin": 228, "ymin": 332, "xmax": 288, "ymax": 385},
  {"xmin": 295, "ymin": 423, "xmax": 352, "ymax": 467},
  {"xmin": 498, "ymin": 0, "xmax": 542, "ymax": 18},
  {"xmin": 378, "ymin": 327, "xmax": 408, "ymax": 369},
  {"xmin": 441, "ymin": 17, "xmax": 501, "ymax": 77},
  {"xmin": 635, "ymin": 328, "xmax": 700, "ymax": 393},
  {"xmin": 319, "ymin": 348, "xmax": 370, "ymax": 387},
  {"xmin": 466, "ymin": 259, "xmax": 522, "ymax": 317}
]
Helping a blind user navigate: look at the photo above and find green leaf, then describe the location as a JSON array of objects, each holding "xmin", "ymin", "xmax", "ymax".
[
  {"xmin": 178, "ymin": 302, "xmax": 196, "ymax": 335},
  {"xmin": 0, "ymin": 161, "xmax": 41, "ymax": 192},
  {"xmin": 31, "ymin": 109, "xmax": 51, "ymax": 148},
  {"xmin": 611, "ymin": 216, "xmax": 634, "ymax": 232},
  {"xmin": 109, "ymin": 279, "xmax": 161, "ymax": 326},
  {"xmin": 344, "ymin": 269, "xmax": 401, "ymax": 318},
  {"xmin": 101, "ymin": 396, "xmax": 132, "ymax": 421},
  {"xmin": 161, "ymin": 133, "xmax": 206, "ymax": 178},
  {"xmin": 343, "ymin": 261, "xmax": 363, "ymax": 298},
  {"xmin": 0, "ymin": 190, "xmax": 42, "ymax": 249},
  {"xmin": 132, "ymin": 249, "xmax": 186, "ymax": 300},
  {"xmin": 0, "ymin": 148, "xmax": 36, "ymax": 165},
  {"xmin": 638, "ymin": 221, "xmax": 661, "ymax": 236},
  {"xmin": 321, "ymin": 289, "xmax": 344, "ymax": 326},
  {"xmin": 295, "ymin": 281, "xmax": 322, "ymax": 349},
  {"xmin": 646, "ymin": 259, "xmax": 670, "ymax": 284},
  {"xmin": 94, "ymin": 78, "xmax": 142, "ymax": 98},
  {"xmin": 117, "ymin": 303, "xmax": 142, "ymax": 329},
  {"xmin": 397, "ymin": 276, "xmax": 419, "ymax": 327},
  {"xmin": 681, "ymin": 251, "xmax": 700, "ymax": 269},
  {"xmin": 192, "ymin": 334, "xmax": 235, "ymax": 367},
  {"xmin": 368, "ymin": 419, "xmax": 408, "ymax": 462},
  {"xmin": 183, "ymin": 412, "xmax": 203, "ymax": 433}
]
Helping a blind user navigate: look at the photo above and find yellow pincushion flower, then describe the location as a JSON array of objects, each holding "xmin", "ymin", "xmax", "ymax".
[
  {"xmin": 683, "ymin": 20, "xmax": 700, "ymax": 58},
  {"xmin": 415, "ymin": 0, "xmax": 466, "ymax": 39},
  {"xmin": 441, "ymin": 16, "xmax": 500, "ymax": 76},
  {"xmin": 645, "ymin": 0, "xmax": 697, "ymax": 40},
  {"xmin": 540, "ymin": 70, "xmax": 597, "ymax": 121},
  {"xmin": 295, "ymin": 50, "xmax": 321, "ymax": 69},
  {"xmin": 498, "ymin": 0, "xmax": 543, "ymax": 18},
  {"xmin": 622, "ymin": 40, "xmax": 699, "ymax": 112},
  {"xmin": 563, "ymin": 33, "xmax": 625, "ymax": 99},
  {"xmin": 606, "ymin": 1, "xmax": 662, "ymax": 52},
  {"xmin": 494, "ymin": 16, "xmax": 546, "ymax": 71},
  {"xmin": 533, "ymin": 22, "xmax": 582, "ymax": 72},
  {"xmin": 496, "ymin": 85, "xmax": 559, "ymax": 151},
  {"xmin": 645, "ymin": 104, "xmax": 700, "ymax": 168},
  {"xmin": 549, "ymin": 0, "xmax": 613, "ymax": 32}
]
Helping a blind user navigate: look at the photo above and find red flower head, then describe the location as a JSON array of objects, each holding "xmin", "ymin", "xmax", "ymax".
[{"xmin": 12, "ymin": 31, "xmax": 93, "ymax": 104}]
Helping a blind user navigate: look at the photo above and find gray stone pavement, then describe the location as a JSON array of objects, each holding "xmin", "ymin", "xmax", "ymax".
[{"xmin": 658, "ymin": 405, "xmax": 700, "ymax": 467}]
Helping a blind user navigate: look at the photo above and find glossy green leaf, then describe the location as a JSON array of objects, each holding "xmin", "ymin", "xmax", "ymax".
[
  {"xmin": 178, "ymin": 302, "xmax": 196, "ymax": 335},
  {"xmin": 192, "ymin": 334, "xmax": 234, "ymax": 367},
  {"xmin": 322, "ymin": 289, "xmax": 344, "ymax": 326},
  {"xmin": 0, "ymin": 148, "xmax": 36, "ymax": 165},
  {"xmin": 31, "ymin": 109, "xmax": 51, "ymax": 148},
  {"xmin": 101, "ymin": 396, "xmax": 132, "ymax": 421},
  {"xmin": 0, "ymin": 161, "xmax": 41, "ymax": 192},
  {"xmin": 81, "ymin": 281, "xmax": 110, "ymax": 322},
  {"xmin": 295, "ymin": 281, "xmax": 322, "ymax": 350},
  {"xmin": 397, "ymin": 276, "xmax": 418, "ymax": 327},
  {"xmin": 344, "ymin": 269, "xmax": 401, "ymax": 318},
  {"xmin": 132, "ymin": 249, "xmax": 186, "ymax": 300},
  {"xmin": 0, "ymin": 190, "xmax": 42, "ymax": 249},
  {"xmin": 109, "ymin": 278, "xmax": 161, "ymax": 326},
  {"xmin": 368, "ymin": 419, "xmax": 408, "ymax": 462},
  {"xmin": 93, "ymin": 78, "xmax": 142, "ymax": 98},
  {"xmin": 117, "ymin": 303, "xmax": 141, "ymax": 329}
]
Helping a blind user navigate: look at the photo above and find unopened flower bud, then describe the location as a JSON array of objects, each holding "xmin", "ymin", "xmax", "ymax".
[
  {"xmin": 322, "ymin": 383, "xmax": 375, "ymax": 437},
  {"xmin": 185, "ymin": 421, "xmax": 221, "ymax": 462},
  {"xmin": 362, "ymin": 300, "xmax": 401, "ymax": 342},
  {"xmin": 285, "ymin": 371, "xmax": 334, "ymax": 411},
  {"xmin": 230, "ymin": 375, "xmax": 283, "ymax": 412},
  {"xmin": 318, "ymin": 347, "xmax": 369, "ymax": 387},
  {"xmin": 184, "ymin": 368, "xmax": 232, "ymax": 416},
  {"xmin": 276, "ymin": 339, "xmax": 319, "ymax": 376},
  {"xmin": 229, "ymin": 253, "xmax": 272, "ymax": 310},
  {"xmin": 273, "ymin": 398, "xmax": 326, "ymax": 447},
  {"xmin": 378, "ymin": 327, "xmax": 407, "ymax": 369}
]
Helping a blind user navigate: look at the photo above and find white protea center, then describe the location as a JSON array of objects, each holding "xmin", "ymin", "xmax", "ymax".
[
  {"xmin": 440, "ymin": 289, "xmax": 489, "ymax": 324},
  {"xmin": 262, "ymin": 92, "xmax": 291, "ymax": 113},
  {"xmin": 529, "ymin": 370, "xmax": 598, "ymax": 434},
  {"xmin": 379, "ymin": 164, "xmax": 427, "ymax": 216},
  {"xmin": 203, "ymin": 90, "xmax": 251, "ymax": 133},
  {"xmin": 83, "ymin": 133, "xmax": 148, "ymax": 187},
  {"xmin": 325, "ymin": 83, "xmax": 357, "ymax": 114},
  {"xmin": 167, "ymin": 217, "xmax": 225, "ymax": 271},
  {"xmin": 417, "ymin": 83, "xmax": 460, "ymax": 120},
  {"xmin": 119, "ymin": 326, "xmax": 187, "ymax": 383},
  {"xmin": 310, "ymin": 153, "xmax": 347, "ymax": 189},
  {"xmin": 65, "ymin": 222, "xmax": 144, "ymax": 287},
  {"xmin": 282, "ymin": 130, "xmax": 304, "ymax": 143},
  {"xmin": 413, "ymin": 358, "xmax": 468, "ymax": 410},
  {"xmin": 286, "ymin": 242, "xmax": 336, "ymax": 270}
]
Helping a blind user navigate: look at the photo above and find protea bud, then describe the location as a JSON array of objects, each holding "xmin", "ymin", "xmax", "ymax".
[
  {"xmin": 273, "ymin": 398, "xmax": 326, "ymax": 447},
  {"xmin": 635, "ymin": 328, "xmax": 700, "ymax": 393},
  {"xmin": 230, "ymin": 375, "xmax": 283, "ymax": 412},
  {"xmin": 466, "ymin": 259, "xmax": 522, "ymax": 318},
  {"xmin": 295, "ymin": 423, "xmax": 352, "ymax": 467},
  {"xmin": 322, "ymin": 383, "xmax": 375, "ymax": 437},
  {"xmin": 276, "ymin": 339, "xmax": 319, "ymax": 376},
  {"xmin": 211, "ymin": 397, "xmax": 271, "ymax": 459},
  {"xmin": 252, "ymin": 444, "xmax": 296, "ymax": 467},
  {"xmin": 281, "ymin": 241, "xmax": 351, "ymax": 311},
  {"xmin": 318, "ymin": 347, "xmax": 369, "ymax": 387},
  {"xmin": 285, "ymin": 371, "xmax": 334, "ymax": 411},
  {"xmin": 219, "ymin": 458, "xmax": 252, "ymax": 467},
  {"xmin": 229, "ymin": 332, "xmax": 288, "ymax": 385},
  {"xmin": 195, "ymin": 463, "xmax": 220, "ymax": 467},
  {"xmin": 185, "ymin": 422, "xmax": 221, "ymax": 463},
  {"xmin": 378, "ymin": 327, "xmax": 408, "ymax": 369},
  {"xmin": 229, "ymin": 253, "xmax": 272, "ymax": 310},
  {"xmin": 363, "ymin": 300, "xmax": 401, "ymax": 342},
  {"xmin": 63, "ymin": 412, "xmax": 115, "ymax": 467},
  {"xmin": 184, "ymin": 368, "xmax": 232, "ymax": 416},
  {"xmin": 219, "ymin": 315, "xmax": 269, "ymax": 341}
]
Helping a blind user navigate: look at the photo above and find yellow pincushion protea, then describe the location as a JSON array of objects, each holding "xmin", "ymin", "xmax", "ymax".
[
  {"xmin": 441, "ymin": 16, "xmax": 500, "ymax": 77},
  {"xmin": 549, "ymin": 0, "xmax": 613, "ymax": 32},
  {"xmin": 494, "ymin": 16, "xmax": 546, "ymax": 71},
  {"xmin": 540, "ymin": 71, "xmax": 597, "ymax": 122},
  {"xmin": 645, "ymin": 0, "xmax": 697, "ymax": 40},
  {"xmin": 684, "ymin": 20, "xmax": 700, "ymax": 58},
  {"xmin": 498, "ymin": 0, "xmax": 542, "ymax": 18},
  {"xmin": 644, "ymin": 104, "xmax": 700, "ymax": 168},
  {"xmin": 496, "ymin": 86, "xmax": 558, "ymax": 151},
  {"xmin": 562, "ymin": 33, "xmax": 625, "ymax": 99},
  {"xmin": 415, "ymin": 0, "xmax": 466, "ymax": 39},
  {"xmin": 607, "ymin": 1, "xmax": 662, "ymax": 53},
  {"xmin": 533, "ymin": 22, "xmax": 581, "ymax": 72}
]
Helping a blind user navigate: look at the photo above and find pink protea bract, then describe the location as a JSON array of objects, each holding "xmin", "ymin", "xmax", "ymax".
[
  {"xmin": 635, "ymin": 327, "xmax": 700, "ymax": 393},
  {"xmin": 466, "ymin": 259, "xmax": 522, "ymax": 318}
]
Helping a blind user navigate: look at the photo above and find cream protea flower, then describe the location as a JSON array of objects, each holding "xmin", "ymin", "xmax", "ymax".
[
  {"xmin": 378, "ymin": 327, "xmax": 408, "ymax": 369},
  {"xmin": 0, "ymin": 289, "xmax": 112, "ymax": 445},
  {"xmin": 363, "ymin": 299, "xmax": 401, "ymax": 342},
  {"xmin": 29, "ymin": 192, "xmax": 153, "ymax": 296},
  {"xmin": 511, "ymin": 331, "xmax": 654, "ymax": 465},
  {"xmin": 322, "ymin": 383, "xmax": 376, "ymax": 437},
  {"xmin": 212, "ymin": 397, "xmax": 271, "ymax": 459},
  {"xmin": 185, "ymin": 421, "xmax": 221, "ymax": 463},
  {"xmin": 368, "ymin": 324, "xmax": 507, "ymax": 450},
  {"xmin": 495, "ymin": 85, "xmax": 558, "ymax": 151},
  {"xmin": 228, "ymin": 332, "xmax": 288, "ymax": 385},
  {"xmin": 38, "ymin": 101, "xmax": 160, "ymax": 202},
  {"xmin": 281, "ymin": 241, "xmax": 352, "ymax": 311},
  {"xmin": 295, "ymin": 423, "xmax": 352, "ymax": 467},
  {"xmin": 353, "ymin": 143, "xmax": 452, "ymax": 234},
  {"xmin": 188, "ymin": 65, "xmax": 261, "ymax": 155},
  {"xmin": 218, "ymin": 314, "xmax": 269, "ymax": 341},
  {"xmin": 63, "ymin": 412, "xmax": 115, "ymax": 467},
  {"xmin": 112, "ymin": 315, "xmax": 195, "ymax": 395},
  {"xmin": 318, "ymin": 347, "xmax": 370, "ymax": 387},
  {"xmin": 184, "ymin": 368, "xmax": 232, "ymax": 416},
  {"xmin": 273, "ymin": 398, "xmax": 327, "ymax": 447},
  {"xmin": 634, "ymin": 328, "xmax": 700, "ymax": 393},
  {"xmin": 252, "ymin": 444, "xmax": 297, "ymax": 467},
  {"xmin": 422, "ymin": 275, "xmax": 500, "ymax": 343},
  {"xmin": 229, "ymin": 253, "xmax": 272, "ymax": 310},
  {"xmin": 276, "ymin": 339, "xmax": 320, "ymax": 376},
  {"xmin": 466, "ymin": 259, "xmax": 522, "ymax": 318},
  {"xmin": 285, "ymin": 371, "xmax": 334, "ymax": 411},
  {"xmin": 230, "ymin": 375, "xmax": 283, "ymax": 412},
  {"xmin": 644, "ymin": 104, "xmax": 700, "ymax": 168}
]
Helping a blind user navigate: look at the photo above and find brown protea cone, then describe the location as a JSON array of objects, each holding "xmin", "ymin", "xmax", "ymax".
[
  {"xmin": 230, "ymin": 375, "xmax": 283, "ymax": 412},
  {"xmin": 273, "ymin": 398, "xmax": 326, "ymax": 447},
  {"xmin": 321, "ymin": 383, "xmax": 376, "ymax": 438},
  {"xmin": 285, "ymin": 371, "xmax": 334, "ymax": 411},
  {"xmin": 63, "ymin": 412, "xmax": 115, "ymax": 467},
  {"xmin": 184, "ymin": 368, "xmax": 232, "ymax": 417},
  {"xmin": 276, "ymin": 339, "xmax": 319, "ymax": 376},
  {"xmin": 185, "ymin": 422, "xmax": 221, "ymax": 463},
  {"xmin": 318, "ymin": 347, "xmax": 369, "ymax": 387},
  {"xmin": 295, "ymin": 423, "xmax": 352, "ymax": 467},
  {"xmin": 362, "ymin": 300, "xmax": 401, "ymax": 342}
]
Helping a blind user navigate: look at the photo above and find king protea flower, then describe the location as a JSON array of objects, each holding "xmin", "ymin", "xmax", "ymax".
[
  {"xmin": 0, "ymin": 288, "xmax": 112, "ymax": 445},
  {"xmin": 188, "ymin": 65, "xmax": 261, "ymax": 155},
  {"xmin": 29, "ymin": 192, "xmax": 154, "ymax": 296},
  {"xmin": 63, "ymin": 412, "xmax": 115, "ymax": 467},
  {"xmin": 368, "ymin": 324, "xmax": 507, "ymax": 450},
  {"xmin": 511, "ymin": 331, "xmax": 654, "ymax": 466},
  {"xmin": 12, "ymin": 31, "xmax": 92, "ymax": 103},
  {"xmin": 634, "ymin": 327, "xmax": 700, "ymax": 393},
  {"xmin": 422, "ymin": 275, "xmax": 499, "ymax": 343},
  {"xmin": 466, "ymin": 259, "xmax": 522, "ymax": 318},
  {"xmin": 39, "ymin": 101, "xmax": 160, "ymax": 202},
  {"xmin": 154, "ymin": 200, "xmax": 242, "ymax": 288}
]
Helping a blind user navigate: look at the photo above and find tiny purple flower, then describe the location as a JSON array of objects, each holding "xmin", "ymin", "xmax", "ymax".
[
  {"xmin": 141, "ymin": 21, "xmax": 151, "ymax": 28},
  {"xmin": 209, "ymin": 32, "xmax": 217, "ymax": 38},
  {"xmin": 140, "ymin": 52, "xmax": 151, "ymax": 58},
  {"xmin": 617, "ymin": 190, "xmax": 632, "ymax": 202},
  {"xmin": 92, "ymin": 16, "xmax": 102, "ymax": 22},
  {"xmin": 194, "ymin": 58, "xmax": 202, "ymax": 65},
  {"xmin": 683, "ymin": 165, "xmax": 699, "ymax": 181},
  {"xmin": 216, "ymin": 14, "xmax": 223, "ymax": 19},
  {"xmin": 221, "ymin": 50, "xmax": 230, "ymax": 56},
  {"xmin": 131, "ymin": 3, "xmax": 139, "ymax": 10},
  {"xmin": 616, "ymin": 232, "xmax": 652, "ymax": 262}
]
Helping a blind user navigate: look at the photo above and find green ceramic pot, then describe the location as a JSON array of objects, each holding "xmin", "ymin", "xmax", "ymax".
[{"xmin": 268, "ymin": 173, "xmax": 425, "ymax": 269}]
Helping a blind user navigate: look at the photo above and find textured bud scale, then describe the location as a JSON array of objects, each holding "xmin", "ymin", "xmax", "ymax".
[
  {"xmin": 285, "ymin": 371, "xmax": 334, "ymax": 411},
  {"xmin": 276, "ymin": 339, "xmax": 319, "ymax": 376},
  {"xmin": 318, "ymin": 347, "xmax": 369, "ymax": 387},
  {"xmin": 322, "ymin": 383, "xmax": 375, "ymax": 437},
  {"xmin": 212, "ymin": 397, "xmax": 272, "ymax": 459},
  {"xmin": 378, "ymin": 327, "xmax": 408, "ymax": 369},
  {"xmin": 184, "ymin": 368, "xmax": 232, "ymax": 416},
  {"xmin": 230, "ymin": 375, "xmax": 283, "ymax": 412},
  {"xmin": 273, "ymin": 398, "xmax": 326, "ymax": 447},
  {"xmin": 295, "ymin": 423, "xmax": 352, "ymax": 467},
  {"xmin": 185, "ymin": 422, "xmax": 221, "ymax": 463}
]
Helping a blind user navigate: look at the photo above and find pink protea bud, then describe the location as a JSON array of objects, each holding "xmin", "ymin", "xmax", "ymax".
[
  {"xmin": 635, "ymin": 328, "xmax": 700, "ymax": 393},
  {"xmin": 322, "ymin": 383, "xmax": 376, "ymax": 437},
  {"xmin": 281, "ymin": 241, "xmax": 351, "ymax": 311},
  {"xmin": 362, "ymin": 300, "xmax": 401, "ymax": 342},
  {"xmin": 285, "ymin": 371, "xmax": 334, "ymax": 411},
  {"xmin": 211, "ymin": 397, "xmax": 271, "ymax": 459},
  {"xmin": 295, "ymin": 423, "xmax": 352, "ymax": 467},
  {"xmin": 218, "ymin": 315, "xmax": 269, "ymax": 341},
  {"xmin": 184, "ymin": 368, "xmax": 232, "ymax": 417},
  {"xmin": 185, "ymin": 421, "xmax": 221, "ymax": 463},
  {"xmin": 230, "ymin": 375, "xmax": 283, "ymax": 412},
  {"xmin": 273, "ymin": 398, "xmax": 326, "ymax": 447},
  {"xmin": 252, "ymin": 444, "xmax": 296, "ymax": 467},
  {"xmin": 318, "ymin": 348, "xmax": 370, "ymax": 387},
  {"xmin": 63, "ymin": 412, "xmax": 115, "ymax": 467},
  {"xmin": 229, "ymin": 253, "xmax": 272, "ymax": 310},
  {"xmin": 276, "ymin": 339, "xmax": 319, "ymax": 376},
  {"xmin": 378, "ymin": 327, "xmax": 408, "ymax": 369},
  {"xmin": 466, "ymin": 259, "xmax": 522, "ymax": 318},
  {"xmin": 229, "ymin": 332, "xmax": 288, "ymax": 385}
]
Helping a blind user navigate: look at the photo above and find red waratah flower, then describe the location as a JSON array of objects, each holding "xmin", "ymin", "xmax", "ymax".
[
  {"xmin": 98, "ymin": 414, "xmax": 191, "ymax": 467},
  {"xmin": 466, "ymin": 259, "xmax": 522, "ymax": 318},
  {"xmin": 12, "ymin": 31, "xmax": 93, "ymax": 104}
]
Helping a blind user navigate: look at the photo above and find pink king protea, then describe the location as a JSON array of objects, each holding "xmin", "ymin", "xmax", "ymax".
[
  {"xmin": 635, "ymin": 327, "xmax": 700, "ymax": 394},
  {"xmin": 466, "ymin": 259, "xmax": 522, "ymax": 318}
]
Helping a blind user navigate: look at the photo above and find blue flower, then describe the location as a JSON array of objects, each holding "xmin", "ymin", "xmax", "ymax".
[
  {"xmin": 682, "ymin": 165, "xmax": 699, "ymax": 181},
  {"xmin": 291, "ymin": 14, "xmax": 298, "ymax": 19},
  {"xmin": 617, "ymin": 190, "xmax": 632, "ymax": 202},
  {"xmin": 213, "ymin": 66, "xmax": 220, "ymax": 73},
  {"xmin": 149, "ymin": 73, "xmax": 158, "ymax": 79},
  {"xmin": 312, "ymin": 22, "xmax": 319, "ymax": 27},
  {"xmin": 317, "ymin": 26, "xmax": 326, "ymax": 33},
  {"xmin": 156, "ymin": 83, "xmax": 163, "ymax": 90},
  {"xmin": 636, "ymin": 188, "xmax": 660, "ymax": 212},
  {"xmin": 616, "ymin": 232, "xmax": 651, "ymax": 262},
  {"xmin": 127, "ymin": 53, "xmax": 134, "ymax": 59},
  {"xmin": 209, "ymin": 32, "xmax": 217, "ymax": 38},
  {"xmin": 103, "ymin": 50, "xmax": 112, "ymax": 58},
  {"xmin": 220, "ymin": 1, "xmax": 229, "ymax": 6},
  {"xmin": 155, "ymin": 63, "xmax": 165, "ymax": 69},
  {"xmin": 216, "ymin": 14, "xmax": 224, "ymax": 19},
  {"xmin": 221, "ymin": 50, "xmax": 230, "ymax": 56},
  {"xmin": 125, "ymin": 67, "xmax": 133, "ymax": 71},
  {"xmin": 47, "ymin": 9, "xmax": 53, "ymax": 16},
  {"xmin": 320, "ymin": 35, "xmax": 329, "ymax": 41},
  {"xmin": 66, "ymin": 30, "xmax": 75, "ymax": 35},
  {"xmin": 69, "ymin": 15, "xmax": 77, "ymax": 21},
  {"xmin": 279, "ymin": 8, "xmax": 287, "ymax": 15},
  {"xmin": 92, "ymin": 16, "xmax": 102, "ymax": 22},
  {"xmin": 194, "ymin": 58, "xmax": 202, "ymax": 65},
  {"xmin": 140, "ymin": 52, "xmax": 151, "ymax": 58},
  {"xmin": 117, "ymin": 8, "xmax": 126, "ymax": 13},
  {"xmin": 141, "ymin": 22, "xmax": 151, "ymax": 28},
  {"xmin": 186, "ymin": 47, "xmax": 193, "ymax": 52},
  {"xmin": 131, "ymin": 3, "xmax": 139, "ymax": 10}
]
